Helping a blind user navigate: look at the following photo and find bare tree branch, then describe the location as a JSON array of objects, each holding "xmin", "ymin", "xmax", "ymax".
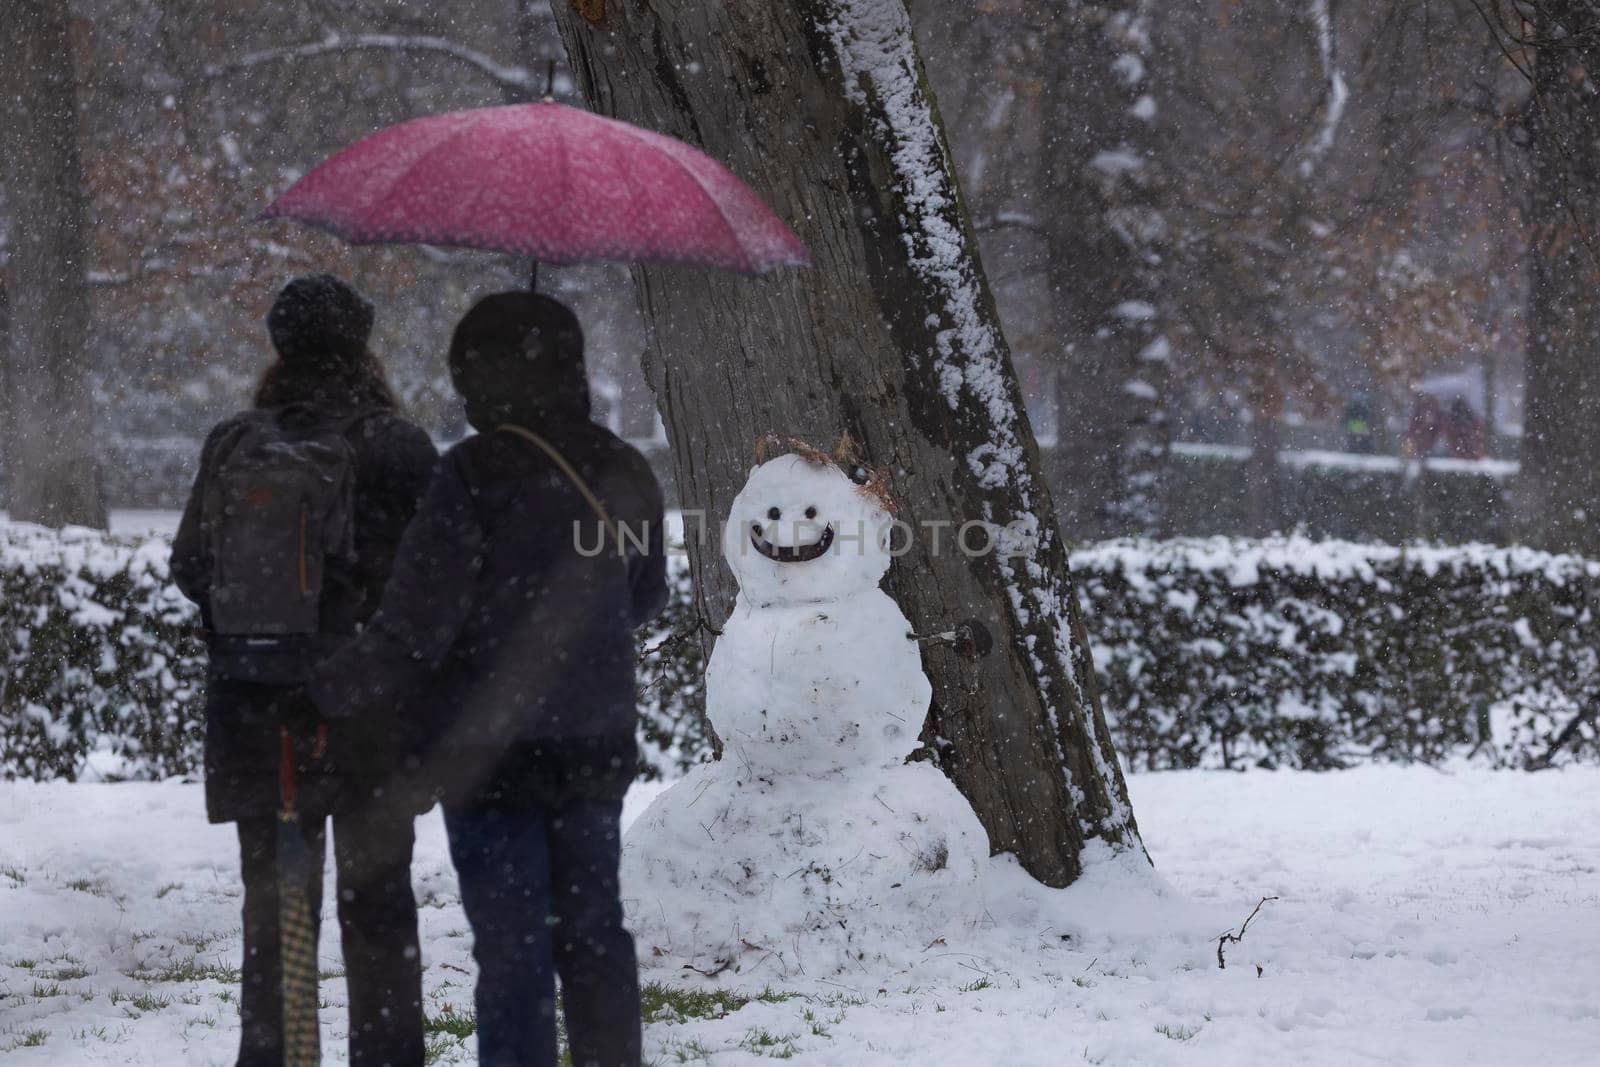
[{"xmin": 203, "ymin": 32, "xmax": 540, "ymax": 94}]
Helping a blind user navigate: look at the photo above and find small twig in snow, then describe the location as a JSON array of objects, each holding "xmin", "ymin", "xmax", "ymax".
[
  {"xmin": 681, "ymin": 958, "xmax": 733, "ymax": 978},
  {"xmin": 1217, "ymin": 895, "xmax": 1278, "ymax": 970}
]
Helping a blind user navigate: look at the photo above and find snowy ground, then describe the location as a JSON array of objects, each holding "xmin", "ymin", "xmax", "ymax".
[{"xmin": 2, "ymin": 767, "xmax": 1596, "ymax": 1065}]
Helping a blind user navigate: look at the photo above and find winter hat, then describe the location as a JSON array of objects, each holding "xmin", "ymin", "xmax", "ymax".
[
  {"xmin": 266, "ymin": 273, "xmax": 376, "ymax": 362},
  {"xmin": 449, "ymin": 291, "xmax": 589, "ymax": 427}
]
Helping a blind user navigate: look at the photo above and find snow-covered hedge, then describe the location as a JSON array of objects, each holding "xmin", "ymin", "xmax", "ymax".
[
  {"xmin": 1075, "ymin": 537, "xmax": 1599, "ymax": 770},
  {"xmin": 635, "ymin": 558, "xmax": 712, "ymax": 779},
  {"xmin": 0, "ymin": 523, "xmax": 707, "ymax": 782},
  {"xmin": 0, "ymin": 525, "xmax": 206, "ymax": 780},
  {"xmin": 6, "ymin": 526, "xmax": 1598, "ymax": 780}
]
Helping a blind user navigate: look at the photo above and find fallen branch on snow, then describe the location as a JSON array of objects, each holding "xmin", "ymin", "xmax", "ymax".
[{"xmin": 1216, "ymin": 895, "xmax": 1278, "ymax": 971}]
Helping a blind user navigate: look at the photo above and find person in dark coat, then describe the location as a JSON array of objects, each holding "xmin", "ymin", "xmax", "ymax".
[
  {"xmin": 312, "ymin": 291, "xmax": 669, "ymax": 1067},
  {"xmin": 170, "ymin": 274, "xmax": 438, "ymax": 1067}
]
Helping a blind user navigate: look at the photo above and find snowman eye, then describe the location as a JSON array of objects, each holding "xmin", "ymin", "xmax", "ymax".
[
  {"xmin": 767, "ymin": 507, "xmax": 782, "ymax": 520},
  {"xmin": 805, "ymin": 506, "xmax": 818, "ymax": 520},
  {"xmin": 849, "ymin": 466, "xmax": 870, "ymax": 485}
]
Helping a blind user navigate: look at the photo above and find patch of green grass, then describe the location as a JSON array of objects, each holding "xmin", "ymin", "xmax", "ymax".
[
  {"xmin": 155, "ymin": 882, "xmax": 182, "ymax": 899},
  {"xmin": 738, "ymin": 1027, "xmax": 799, "ymax": 1058},
  {"xmin": 640, "ymin": 982, "xmax": 796, "ymax": 1025},
  {"xmin": 64, "ymin": 877, "xmax": 109, "ymax": 897},
  {"xmin": 42, "ymin": 963, "xmax": 92, "ymax": 981},
  {"xmin": 657, "ymin": 1037, "xmax": 716, "ymax": 1064},
  {"xmin": 175, "ymin": 931, "xmax": 220, "ymax": 953},
  {"xmin": 30, "ymin": 982, "xmax": 65, "ymax": 999},
  {"xmin": 800, "ymin": 1008, "xmax": 831, "ymax": 1039},
  {"xmin": 128, "ymin": 992, "xmax": 172, "ymax": 1013},
  {"xmin": 4, "ymin": 1028, "xmax": 49, "ymax": 1050},
  {"xmin": 957, "ymin": 977, "xmax": 993, "ymax": 993},
  {"xmin": 423, "ymin": 1034, "xmax": 456, "ymax": 1065},
  {"xmin": 319, "ymin": 967, "xmax": 347, "ymax": 981},
  {"xmin": 1, "ymin": 866, "xmax": 24, "ymax": 887},
  {"xmin": 12, "ymin": 958, "xmax": 37, "ymax": 970},
  {"xmin": 127, "ymin": 957, "xmax": 240, "ymax": 984},
  {"xmin": 1155, "ymin": 1022, "xmax": 1201, "ymax": 1042},
  {"xmin": 815, "ymin": 991, "xmax": 867, "ymax": 1008},
  {"xmin": 424, "ymin": 1007, "xmax": 477, "ymax": 1040}
]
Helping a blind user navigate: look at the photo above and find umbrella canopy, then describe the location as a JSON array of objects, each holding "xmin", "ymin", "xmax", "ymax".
[{"xmin": 260, "ymin": 101, "xmax": 811, "ymax": 276}]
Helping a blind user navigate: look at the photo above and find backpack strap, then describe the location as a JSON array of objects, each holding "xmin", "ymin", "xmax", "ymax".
[{"xmin": 497, "ymin": 424, "xmax": 624, "ymax": 554}]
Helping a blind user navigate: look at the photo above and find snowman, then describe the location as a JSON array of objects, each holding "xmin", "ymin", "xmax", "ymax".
[{"xmin": 622, "ymin": 448, "xmax": 989, "ymax": 977}]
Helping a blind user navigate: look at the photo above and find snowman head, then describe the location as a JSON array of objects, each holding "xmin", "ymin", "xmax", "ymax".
[{"xmin": 723, "ymin": 451, "xmax": 896, "ymax": 605}]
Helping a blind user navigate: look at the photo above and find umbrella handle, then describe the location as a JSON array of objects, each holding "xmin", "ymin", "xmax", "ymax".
[{"xmin": 279, "ymin": 726, "xmax": 298, "ymax": 817}]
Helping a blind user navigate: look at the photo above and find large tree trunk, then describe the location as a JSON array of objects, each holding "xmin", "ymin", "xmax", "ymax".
[
  {"xmin": 0, "ymin": 0, "xmax": 106, "ymax": 528},
  {"xmin": 1041, "ymin": 0, "xmax": 1170, "ymax": 540},
  {"xmin": 1518, "ymin": 2, "xmax": 1600, "ymax": 556},
  {"xmin": 549, "ymin": 0, "xmax": 1144, "ymax": 885}
]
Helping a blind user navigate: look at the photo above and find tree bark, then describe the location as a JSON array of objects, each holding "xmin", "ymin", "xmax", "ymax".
[
  {"xmin": 1518, "ymin": 1, "xmax": 1600, "ymax": 556},
  {"xmin": 1041, "ymin": 0, "xmax": 1170, "ymax": 541},
  {"xmin": 549, "ymin": 0, "xmax": 1144, "ymax": 886},
  {"xmin": 0, "ymin": 0, "xmax": 106, "ymax": 528}
]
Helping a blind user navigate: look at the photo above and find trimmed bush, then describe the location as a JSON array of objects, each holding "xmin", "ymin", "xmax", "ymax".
[
  {"xmin": 0, "ymin": 525, "xmax": 205, "ymax": 780},
  {"xmin": 1074, "ymin": 537, "xmax": 1600, "ymax": 770},
  {"xmin": 4, "ymin": 525, "xmax": 1597, "ymax": 780},
  {"xmin": 635, "ymin": 558, "xmax": 712, "ymax": 779},
  {"xmin": 0, "ymin": 523, "xmax": 712, "ymax": 782}
]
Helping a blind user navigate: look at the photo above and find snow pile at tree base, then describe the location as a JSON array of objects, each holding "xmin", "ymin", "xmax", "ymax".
[{"xmin": 622, "ymin": 759, "xmax": 989, "ymax": 978}]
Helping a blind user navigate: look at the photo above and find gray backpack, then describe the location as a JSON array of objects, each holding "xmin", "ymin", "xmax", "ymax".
[{"xmin": 202, "ymin": 407, "xmax": 366, "ymax": 682}]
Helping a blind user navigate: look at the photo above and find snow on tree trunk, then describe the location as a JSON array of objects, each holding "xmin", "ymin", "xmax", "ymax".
[
  {"xmin": 1518, "ymin": 2, "xmax": 1600, "ymax": 557},
  {"xmin": 0, "ymin": 0, "xmax": 106, "ymax": 529},
  {"xmin": 1041, "ymin": 0, "xmax": 1170, "ymax": 540},
  {"xmin": 550, "ymin": 0, "xmax": 1144, "ymax": 885}
]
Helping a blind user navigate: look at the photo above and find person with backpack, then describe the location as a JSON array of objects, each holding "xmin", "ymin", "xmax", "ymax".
[
  {"xmin": 311, "ymin": 291, "xmax": 669, "ymax": 1067},
  {"xmin": 170, "ymin": 274, "xmax": 438, "ymax": 1067}
]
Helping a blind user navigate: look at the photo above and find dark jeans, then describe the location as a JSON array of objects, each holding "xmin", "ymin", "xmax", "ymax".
[
  {"xmin": 444, "ymin": 799, "xmax": 640, "ymax": 1067},
  {"xmin": 236, "ymin": 804, "xmax": 424, "ymax": 1067}
]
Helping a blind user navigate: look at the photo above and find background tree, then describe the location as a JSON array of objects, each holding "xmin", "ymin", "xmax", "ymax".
[
  {"xmin": 548, "ymin": 0, "xmax": 1144, "ymax": 887},
  {"xmin": 1476, "ymin": 0, "xmax": 1600, "ymax": 555},
  {"xmin": 916, "ymin": 0, "xmax": 1171, "ymax": 540},
  {"xmin": 0, "ymin": 0, "xmax": 107, "ymax": 528}
]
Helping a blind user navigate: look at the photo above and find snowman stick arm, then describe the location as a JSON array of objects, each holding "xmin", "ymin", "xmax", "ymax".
[{"xmin": 907, "ymin": 617, "xmax": 995, "ymax": 661}]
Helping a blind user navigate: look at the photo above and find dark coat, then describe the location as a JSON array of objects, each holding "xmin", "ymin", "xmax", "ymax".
[
  {"xmin": 171, "ymin": 399, "xmax": 438, "ymax": 823},
  {"xmin": 309, "ymin": 415, "xmax": 669, "ymax": 810}
]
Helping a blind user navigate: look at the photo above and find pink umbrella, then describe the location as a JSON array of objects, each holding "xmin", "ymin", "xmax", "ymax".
[{"xmin": 260, "ymin": 101, "xmax": 811, "ymax": 281}]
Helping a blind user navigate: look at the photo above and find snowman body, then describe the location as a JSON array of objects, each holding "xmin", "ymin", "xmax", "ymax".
[
  {"xmin": 622, "ymin": 455, "xmax": 989, "ymax": 976},
  {"xmin": 707, "ymin": 592, "xmax": 925, "ymax": 774}
]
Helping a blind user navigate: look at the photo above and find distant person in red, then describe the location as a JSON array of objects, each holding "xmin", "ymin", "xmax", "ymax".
[{"xmin": 1403, "ymin": 392, "xmax": 1487, "ymax": 460}]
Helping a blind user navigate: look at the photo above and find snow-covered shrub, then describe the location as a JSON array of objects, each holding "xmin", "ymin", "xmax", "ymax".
[
  {"xmin": 1074, "ymin": 537, "xmax": 1600, "ymax": 769},
  {"xmin": 630, "ymin": 536, "xmax": 1600, "ymax": 772},
  {"xmin": 0, "ymin": 524, "xmax": 206, "ymax": 780},
  {"xmin": 8, "ymin": 525, "xmax": 1598, "ymax": 780},
  {"xmin": 0, "ymin": 524, "xmax": 714, "ymax": 782},
  {"xmin": 635, "ymin": 557, "xmax": 712, "ymax": 779}
]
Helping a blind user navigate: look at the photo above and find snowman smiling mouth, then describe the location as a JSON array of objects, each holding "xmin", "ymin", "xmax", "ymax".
[{"xmin": 750, "ymin": 523, "xmax": 835, "ymax": 563}]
